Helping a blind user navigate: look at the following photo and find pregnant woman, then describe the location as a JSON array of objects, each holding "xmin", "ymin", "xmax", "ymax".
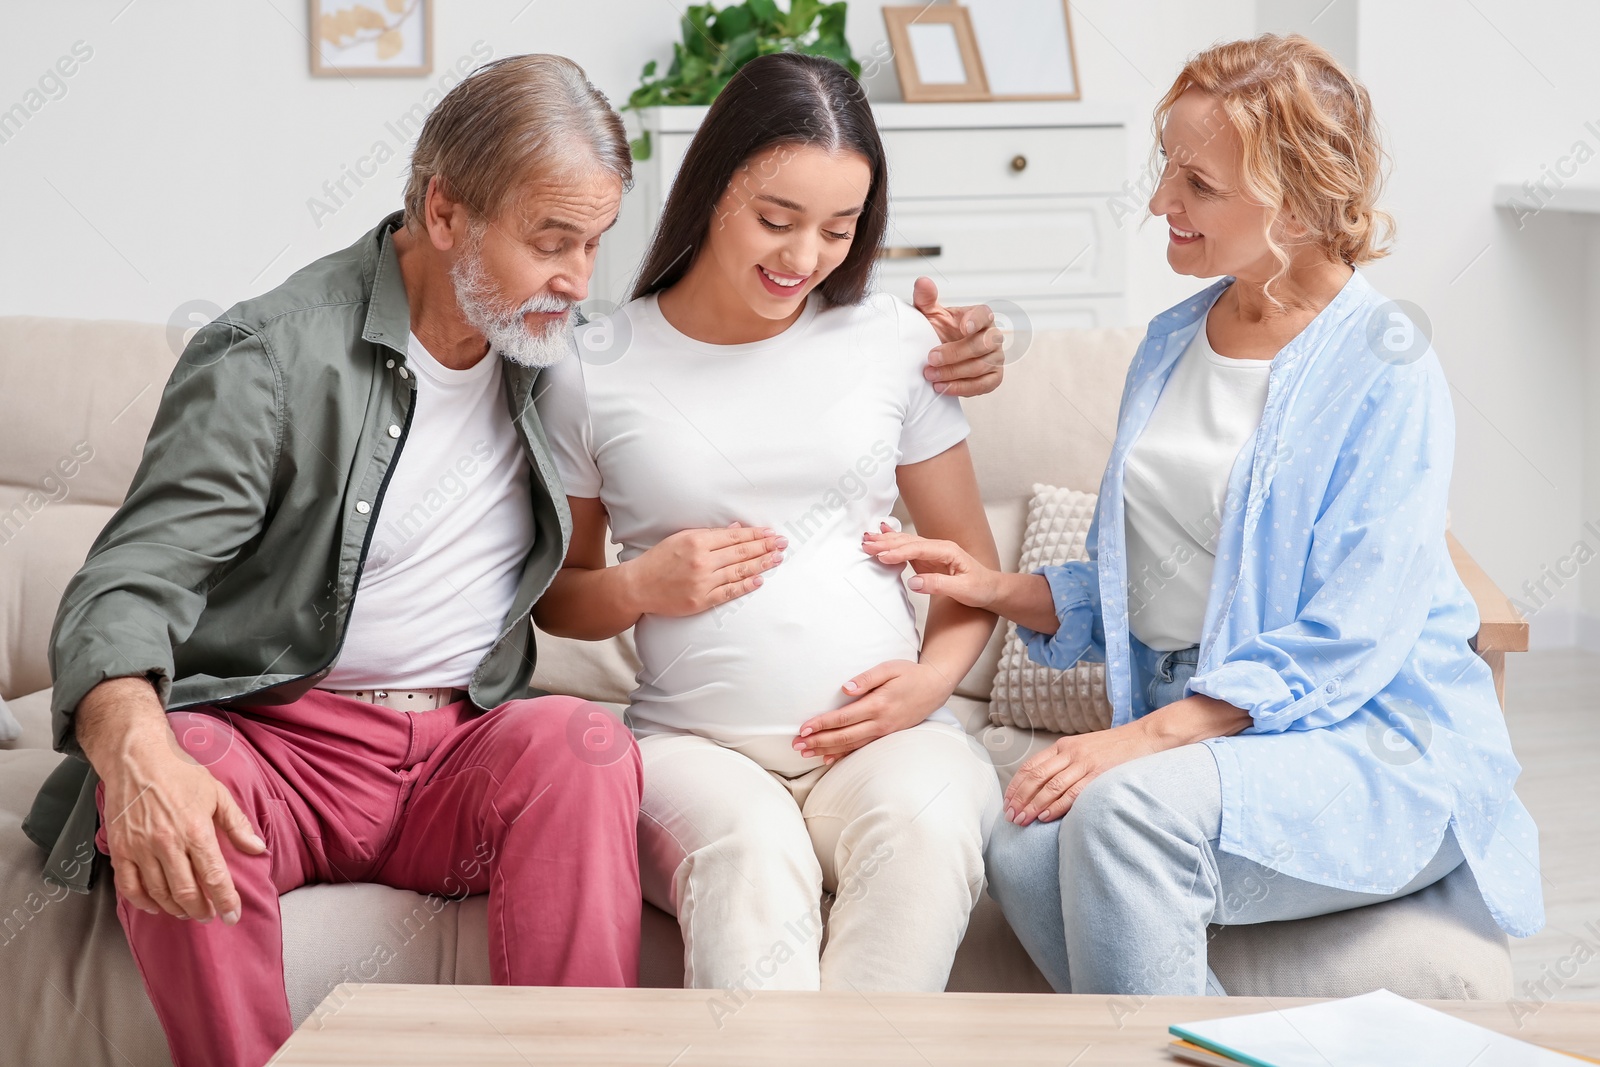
[
  {"xmin": 863, "ymin": 33, "xmax": 1544, "ymax": 994},
  {"xmin": 532, "ymin": 52, "xmax": 1004, "ymax": 992}
]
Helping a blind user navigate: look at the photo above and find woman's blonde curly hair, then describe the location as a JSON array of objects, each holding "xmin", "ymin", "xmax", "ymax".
[{"xmin": 1152, "ymin": 34, "xmax": 1395, "ymax": 292}]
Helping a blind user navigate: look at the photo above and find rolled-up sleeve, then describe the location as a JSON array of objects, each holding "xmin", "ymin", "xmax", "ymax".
[
  {"xmin": 1016, "ymin": 559, "xmax": 1106, "ymax": 671},
  {"xmin": 48, "ymin": 321, "xmax": 281, "ymax": 756}
]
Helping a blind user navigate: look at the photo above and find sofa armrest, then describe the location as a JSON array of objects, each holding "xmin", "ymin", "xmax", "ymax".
[{"xmin": 1446, "ymin": 532, "xmax": 1528, "ymax": 709}]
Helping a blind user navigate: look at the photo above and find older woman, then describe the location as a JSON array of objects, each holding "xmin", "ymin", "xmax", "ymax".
[{"xmin": 862, "ymin": 33, "xmax": 1543, "ymax": 994}]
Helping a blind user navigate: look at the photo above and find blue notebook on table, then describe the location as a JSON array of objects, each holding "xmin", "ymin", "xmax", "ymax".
[{"xmin": 1169, "ymin": 988, "xmax": 1587, "ymax": 1066}]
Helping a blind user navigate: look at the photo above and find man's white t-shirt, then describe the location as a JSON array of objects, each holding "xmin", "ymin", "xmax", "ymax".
[
  {"xmin": 1123, "ymin": 322, "xmax": 1272, "ymax": 652},
  {"xmin": 535, "ymin": 292, "xmax": 967, "ymax": 774},
  {"xmin": 322, "ymin": 332, "xmax": 535, "ymax": 689}
]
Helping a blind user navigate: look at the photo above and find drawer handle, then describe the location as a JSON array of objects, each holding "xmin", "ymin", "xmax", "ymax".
[
  {"xmin": 878, "ymin": 245, "xmax": 942, "ymax": 260},
  {"xmin": 1011, "ymin": 154, "xmax": 1028, "ymax": 172}
]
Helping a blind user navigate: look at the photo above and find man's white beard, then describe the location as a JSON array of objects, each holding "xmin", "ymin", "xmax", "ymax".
[{"xmin": 450, "ymin": 233, "xmax": 575, "ymax": 369}]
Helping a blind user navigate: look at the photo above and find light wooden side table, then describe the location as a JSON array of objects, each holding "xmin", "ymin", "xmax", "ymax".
[{"xmin": 270, "ymin": 984, "xmax": 1600, "ymax": 1065}]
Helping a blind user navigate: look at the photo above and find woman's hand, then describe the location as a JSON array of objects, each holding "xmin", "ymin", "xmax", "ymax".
[
  {"xmin": 624, "ymin": 522, "xmax": 786, "ymax": 617},
  {"xmin": 793, "ymin": 659, "xmax": 954, "ymax": 763},
  {"xmin": 1003, "ymin": 719, "xmax": 1165, "ymax": 826},
  {"xmin": 861, "ymin": 527, "xmax": 1000, "ymax": 608},
  {"xmin": 1004, "ymin": 694, "xmax": 1253, "ymax": 825}
]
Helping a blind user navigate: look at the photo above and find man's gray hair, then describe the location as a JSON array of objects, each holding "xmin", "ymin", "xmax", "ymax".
[{"xmin": 403, "ymin": 53, "xmax": 631, "ymax": 230}]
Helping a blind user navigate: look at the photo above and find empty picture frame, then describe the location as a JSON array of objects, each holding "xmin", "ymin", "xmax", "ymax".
[
  {"xmin": 964, "ymin": 0, "xmax": 1080, "ymax": 100},
  {"xmin": 882, "ymin": 6, "xmax": 991, "ymax": 103},
  {"xmin": 311, "ymin": 0, "xmax": 433, "ymax": 77}
]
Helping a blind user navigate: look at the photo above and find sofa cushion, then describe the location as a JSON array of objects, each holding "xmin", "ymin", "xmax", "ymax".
[
  {"xmin": 0, "ymin": 495, "xmax": 119, "ymax": 700},
  {"xmin": 0, "ymin": 316, "xmax": 174, "ymax": 511},
  {"xmin": 989, "ymin": 484, "xmax": 1111, "ymax": 735},
  {"xmin": 0, "ymin": 748, "xmax": 171, "ymax": 1067},
  {"xmin": 1207, "ymin": 862, "xmax": 1512, "ymax": 999},
  {"xmin": 0, "ymin": 687, "xmax": 53, "ymax": 751},
  {"xmin": 958, "ymin": 326, "xmax": 1143, "ymax": 505}
]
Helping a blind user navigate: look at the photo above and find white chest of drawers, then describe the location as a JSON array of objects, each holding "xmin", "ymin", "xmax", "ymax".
[{"xmin": 591, "ymin": 101, "xmax": 1130, "ymax": 331}]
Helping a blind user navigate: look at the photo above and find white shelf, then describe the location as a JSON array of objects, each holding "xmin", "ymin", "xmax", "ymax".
[
  {"xmin": 640, "ymin": 100, "xmax": 1128, "ymax": 134},
  {"xmin": 1493, "ymin": 182, "xmax": 1600, "ymax": 216}
]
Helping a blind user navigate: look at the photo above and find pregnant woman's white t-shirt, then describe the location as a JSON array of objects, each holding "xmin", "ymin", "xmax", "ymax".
[{"xmin": 534, "ymin": 291, "xmax": 968, "ymax": 775}]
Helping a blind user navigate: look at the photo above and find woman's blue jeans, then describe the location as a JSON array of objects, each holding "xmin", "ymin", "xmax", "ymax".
[{"xmin": 984, "ymin": 643, "xmax": 1465, "ymax": 995}]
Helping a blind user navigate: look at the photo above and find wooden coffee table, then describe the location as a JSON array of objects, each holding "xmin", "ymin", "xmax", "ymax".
[{"xmin": 270, "ymin": 985, "xmax": 1600, "ymax": 1065}]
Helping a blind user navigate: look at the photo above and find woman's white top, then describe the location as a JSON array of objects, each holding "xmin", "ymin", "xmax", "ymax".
[
  {"xmin": 1122, "ymin": 321, "xmax": 1272, "ymax": 651},
  {"xmin": 535, "ymin": 292, "xmax": 968, "ymax": 774}
]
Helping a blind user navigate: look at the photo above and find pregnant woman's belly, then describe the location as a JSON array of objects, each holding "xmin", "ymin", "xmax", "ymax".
[{"xmin": 627, "ymin": 534, "xmax": 926, "ymax": 775}]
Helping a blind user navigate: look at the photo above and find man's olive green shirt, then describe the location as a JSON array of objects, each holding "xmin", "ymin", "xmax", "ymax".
[{"xmin": 24, "ymin": 211, "xmax": 573, "ymax": 891}]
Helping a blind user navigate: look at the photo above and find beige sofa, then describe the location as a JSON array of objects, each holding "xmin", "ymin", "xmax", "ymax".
[{"xmin": 0, "ymin": 314, "xmax": 1520, "ymax": 1066}]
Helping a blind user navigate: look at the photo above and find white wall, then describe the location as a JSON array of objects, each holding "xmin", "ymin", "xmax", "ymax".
[
  {"xmin": 0, "ymin": 0, "xmax": 1251, "ymax": 325},
  {"xmin": 1356, "ymin": 0, "xmax": 1600, "ymax": 648},
  {"xmin": 2, "ymin": 0, "xmax": 1595, "ymax": 646}
]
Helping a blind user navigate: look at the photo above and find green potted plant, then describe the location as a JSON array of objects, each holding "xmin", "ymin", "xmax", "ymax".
[{"xmin": 623, "ymin": 0, "xmax": 860, "ymax": 159}]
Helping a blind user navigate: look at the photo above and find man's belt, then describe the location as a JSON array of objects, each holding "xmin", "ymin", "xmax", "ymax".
[{"xmin": 318, "ymin": 686, "xmax": 467, "ymax": 712}]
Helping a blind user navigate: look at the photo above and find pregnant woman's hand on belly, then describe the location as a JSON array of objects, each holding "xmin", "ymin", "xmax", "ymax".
[
  {"xmin": 627, "ymin": 522, "xmax": 788, "ymax": 617},
  {"xmin": 793, "ymin": 659, "xmax": 956, "ymax": 763}
]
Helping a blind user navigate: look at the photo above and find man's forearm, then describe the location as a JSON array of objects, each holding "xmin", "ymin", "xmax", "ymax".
[{"xmin": 75, "ymin": 676, "xmax": 172, "ymax": 774}]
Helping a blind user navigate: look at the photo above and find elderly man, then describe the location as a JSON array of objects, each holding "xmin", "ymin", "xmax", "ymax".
[{"xmin": 23, "ymin": 54, "xmax": 1005, "ymax": 1067}]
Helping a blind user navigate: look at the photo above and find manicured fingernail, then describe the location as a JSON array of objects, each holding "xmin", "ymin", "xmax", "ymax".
[
  {"xmin": 176, "ymin": 914, "xmax": 188, "ymax": 920},
  {"xmin": 843, "ymin": 681, "xmax": 859, "ymax": 691},
  {"xmin": 1004, "ymin": 807, "xmax": 1015, "ymax": 821},
  {"xmin": 928, "ymin": 349, "xmax": 942, "ymax": 365},
  {"xmin": 799, "ymin": 727, "xmax": 813, "ymax": 737},
  {"xmin": 908, "ymin": 576, "xmax": 924, "ymax": 591},
  {"xmin": 222, "ymin": 910, "xmax": 240, "ymax": 926},
  {"xmin": 775, "ymin": 536, "xmax": 789, "ymax": 548}
]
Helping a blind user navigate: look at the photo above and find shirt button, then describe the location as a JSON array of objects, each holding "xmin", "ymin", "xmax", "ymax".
[
  {"xmin": 388, "ymin": 424, "xmax": 401, "ymax": 438},
  {"xmin": 355, "ymin": 501, "xmax": 371, "ymax": 514},
  {"xmin": 399, "ymin": 368, "xmax": 409, "ymax": 379},
  {"xmin": 386, "ymin": 359, "xmax": 395, "ymax": 369}
]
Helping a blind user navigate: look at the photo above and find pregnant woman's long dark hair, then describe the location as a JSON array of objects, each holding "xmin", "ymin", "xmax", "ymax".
[{"xmin": 629, "ymin": 51, "xmax": 889, "ymax": 306}]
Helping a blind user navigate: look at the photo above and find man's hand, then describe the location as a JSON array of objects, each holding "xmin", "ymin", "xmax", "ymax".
[
  {"xmin": 793, "ymin": 659, "xmax": 953, "ymax": 763},
  {"xmin": 78, "ymin": 677, "xmax": 265, "ymax": 924},
  {"xmin": 911, "ymin": 277, "xmax": 1005, "ymax": 398}
]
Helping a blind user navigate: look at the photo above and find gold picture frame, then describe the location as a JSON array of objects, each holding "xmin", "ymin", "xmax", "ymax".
[
  {"xmin": 882, "ymin": 6, "xmax": 991, "ymax": 103},
  {"xmin": 310, "ymin": 0, "xmax": 433, "ymax": 77}
]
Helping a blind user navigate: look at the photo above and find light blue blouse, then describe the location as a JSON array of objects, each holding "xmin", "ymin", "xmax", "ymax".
[{"xmin": 1017, "ymin": 270, "xmax": 1544, "ymax": 938}]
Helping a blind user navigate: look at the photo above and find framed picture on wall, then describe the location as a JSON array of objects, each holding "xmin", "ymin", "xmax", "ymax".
[
  {"xmin": 882, "ymin": 6, "xmax": 990, "ymax": 103},
  {"xmin": 963, "ymin": 0, "xmax": 1080, "ymax": 100},
  {"xmin": 310, "ymin": 0, "xmax": 433, "ymax": 77}
]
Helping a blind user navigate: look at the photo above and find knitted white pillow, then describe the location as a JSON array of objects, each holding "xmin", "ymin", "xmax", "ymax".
[{"xmin": 988, "ymin": 483, "xmax": 1112, "ymax": 735}]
